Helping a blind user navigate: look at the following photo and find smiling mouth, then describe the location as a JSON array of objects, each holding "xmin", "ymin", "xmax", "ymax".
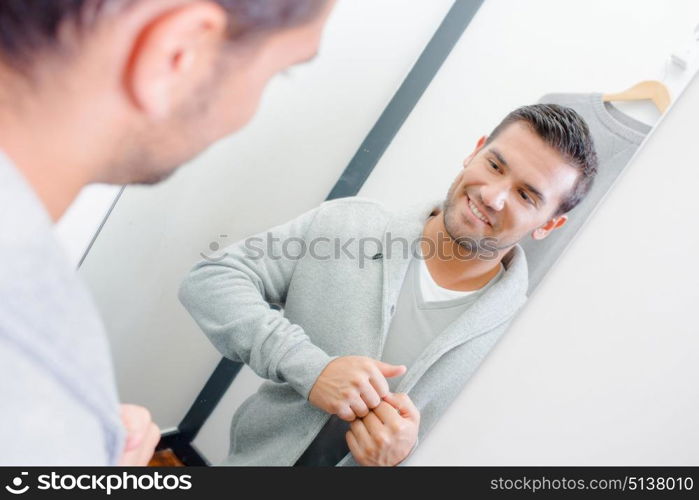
[{"xmin": 466, "ymin": 195, "xmax": 491, "ymax": 227}]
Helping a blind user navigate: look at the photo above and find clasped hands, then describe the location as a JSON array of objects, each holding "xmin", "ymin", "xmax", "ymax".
[{"xmin": 308, "ymin": 356, "xmax": 420, "ymax": 466}]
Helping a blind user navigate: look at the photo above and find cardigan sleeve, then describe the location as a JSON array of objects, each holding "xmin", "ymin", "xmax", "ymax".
[{"xmin": 178, "ymin": 205, "xmax": 338, "ymax": 400}]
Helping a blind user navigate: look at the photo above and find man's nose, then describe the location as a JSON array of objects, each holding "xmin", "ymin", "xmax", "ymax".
[{"xmin": 480, "ymin": 183, "xmax": 507, "ymax": 212}]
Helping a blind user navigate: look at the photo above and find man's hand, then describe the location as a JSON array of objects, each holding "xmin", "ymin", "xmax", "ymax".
[
  {"xmin": 345, "ymin": 392, "xmax": 420, "ymax": 466},
  {"xmin": 117, "ymin": 404, "xmax": 161, "ymax": 466},
  {"xmin": 308, "ymin": 356, "xmax": 407, "ymax": 421}
]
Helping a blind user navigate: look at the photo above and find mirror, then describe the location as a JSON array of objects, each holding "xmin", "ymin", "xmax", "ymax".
[{"xmin": 74, "ymin": 0, "xmax": 699, "ymax": 465}]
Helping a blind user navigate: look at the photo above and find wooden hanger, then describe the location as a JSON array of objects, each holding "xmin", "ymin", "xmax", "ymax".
[{"xmin": 603, "ymin": 80, "xmax": 671, "ymax": 113}]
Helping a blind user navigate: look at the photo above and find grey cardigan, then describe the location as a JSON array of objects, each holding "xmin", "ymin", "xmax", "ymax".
[{"xmin": 178, "ymin": 196, "xmax": 529, "ymax": 466}]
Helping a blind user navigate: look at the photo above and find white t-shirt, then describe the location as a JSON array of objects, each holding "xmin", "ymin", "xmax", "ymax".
[{"xmin": 417, "ymin": 251, "xmax": 505, "ymax": 303}]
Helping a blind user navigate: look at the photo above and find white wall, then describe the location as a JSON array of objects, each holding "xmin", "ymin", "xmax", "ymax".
[
  {"xmin": 54, "ymin": 184, "xmax": 121, "ymax": 268},
  {"xmin": 73, "ymin": 0, "xmax": 699, "ymax": 465}
]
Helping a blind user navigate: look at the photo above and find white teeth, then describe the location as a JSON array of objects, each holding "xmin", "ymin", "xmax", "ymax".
[{"xmin": 469, "ymin": 200, "xmax": 489, "ymax": 225}]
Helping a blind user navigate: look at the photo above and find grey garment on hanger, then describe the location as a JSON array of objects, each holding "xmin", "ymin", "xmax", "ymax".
[{"xmin": 519, "ymin": 93, "xmax": 652, "ymax": 295}]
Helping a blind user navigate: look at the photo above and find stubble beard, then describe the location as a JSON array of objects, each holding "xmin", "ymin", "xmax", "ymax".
[
  {"xmin": 441, "ymin": 181, "xmax": 524, "ymax": 255},
  {"xmin": 104, "ymin": 57, "xmax": 225, "ymax": 186}
]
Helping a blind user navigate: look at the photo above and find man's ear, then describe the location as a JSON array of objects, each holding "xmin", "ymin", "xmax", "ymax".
[
  {"xmin": 124, "ymin": 2, "xmax": 228, "ymax": 119},
  {"xmin": 531, "ymin": 214, "xmax": 568, "ymax": 240},
  {"xmin": 463, "ymin": 135, "xmax": 488, "ymax": 167}
]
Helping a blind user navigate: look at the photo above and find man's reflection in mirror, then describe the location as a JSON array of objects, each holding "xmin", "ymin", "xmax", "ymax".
[{"xmin": 179, "ymin": 104, "xmax": 598, "ymax": 466}]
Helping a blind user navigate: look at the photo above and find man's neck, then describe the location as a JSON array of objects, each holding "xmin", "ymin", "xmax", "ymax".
[
  {"xmin": 421, "ymin": 208, "xmax": 507, "ymax": 291},
  {"xmin": 0, "ymin": 85, "xmax": 98, "ymax": 222},
  {"xmin": 0, "ymin": 135, "xmax": 89, "ymax": 223}
]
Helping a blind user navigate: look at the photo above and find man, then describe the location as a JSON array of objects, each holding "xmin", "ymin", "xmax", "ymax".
[
  {"xmin": 0, "ymin": 0, "xmax": 335, "ymax": 465},
  {"xmin": 178, "ymin": 104, "xmax": 599, "ymax": 466}
]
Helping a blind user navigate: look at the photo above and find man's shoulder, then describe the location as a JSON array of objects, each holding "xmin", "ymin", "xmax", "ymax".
[
  {"xmin": 318, "ymin": 196, "xmax": 389, "ymax": 213},
  {"xmin": 313, "ymin": 196, "xmax": 392, "ymax": 226},
  {"xmin": 316, "ymin": 196, "xmax": 437, "ymax": 221},
  {"xmin": 308, "ymin": 196, "xmax": 439, "ymax": 240},
  {"xmin": 0, "ymin": 152, "xmax": 124, "ymax": 465}
]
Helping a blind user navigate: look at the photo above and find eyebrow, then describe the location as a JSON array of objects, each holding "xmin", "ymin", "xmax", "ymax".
[{"xmin": 489, "ymin": 147, "xmax": 547, "ymax": 205}]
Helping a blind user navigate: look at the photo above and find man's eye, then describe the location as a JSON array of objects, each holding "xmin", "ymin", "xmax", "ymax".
[
  {"xmin": 488, "ymin": 160, "xmax": 500, "ymax": 171},
  {"xmin": 520, "ymin": 190, "xmax": 534, "ymax": 204}
]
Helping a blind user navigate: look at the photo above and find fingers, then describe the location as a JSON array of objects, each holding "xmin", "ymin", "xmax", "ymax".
[
  {"xmin": 117, "ymin": 421, "xmax": 161, "ymax": 466},
  {"xmin": 349, "ymin": 417, "xmax": 372, "ymax": 449},
  {"xmin": 368, "ymin": 370, "xmax": 391, "ymax": 400},
  {"xmin": 384, "ymin": 392, "xmax": 414, "ymax": 412},
  {"xmin": 345, "ymin": 430, "xmax": 362, "ymax": 462},
  {"xmin": 119, "ymin": 404, "xmax": 153, "ymax": 451},
  {"xmin": 349, "ymin": 396, "xmax": 369, "ymax": 419},
  {"xmin": 372, "ymin": 360, "xmax": 407, "ymax": 379},
  {"xmin": 373, "ymin": 400, "xmax": 402, "ymax": 424},
  {"xmin": 120, "ymin": 404, "xmax": 151, "ymax": 427},
  {"xmin": 336, "ymin": 403, "xmax": 357, "ymax": 422},
  {"xmin": 360, "ymin": 411, "xmax": 384, "ymax": 435},
  {"xmin": 335, "ymin": 385, "xmax": 380, "ymax": 421},
  {"xmin": 118, "ymin": 404, "xmax": 161, "ymax": 466},
  {"xmin": 139, "ymin": 422, "xmax": 161, "ymax": 465},
  {"xmin": 314, "ymin": 356, "xmax": 410, "ymax": 422},
  {"xmin": 145, "ymin": 422, "xmax": 161, "ymax": 448},
  {"xmin": 382, "ymin": 392, "xmax": 420, "ymax": 423},
  {"xmin": 358, "ymin": 381, "xmax": 381, "ymax": 410}
]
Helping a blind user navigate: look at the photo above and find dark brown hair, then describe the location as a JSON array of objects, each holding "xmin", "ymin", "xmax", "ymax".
[{"xmin": 0, "ymin": 0, "xmax": 327, "ymax": 71}]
